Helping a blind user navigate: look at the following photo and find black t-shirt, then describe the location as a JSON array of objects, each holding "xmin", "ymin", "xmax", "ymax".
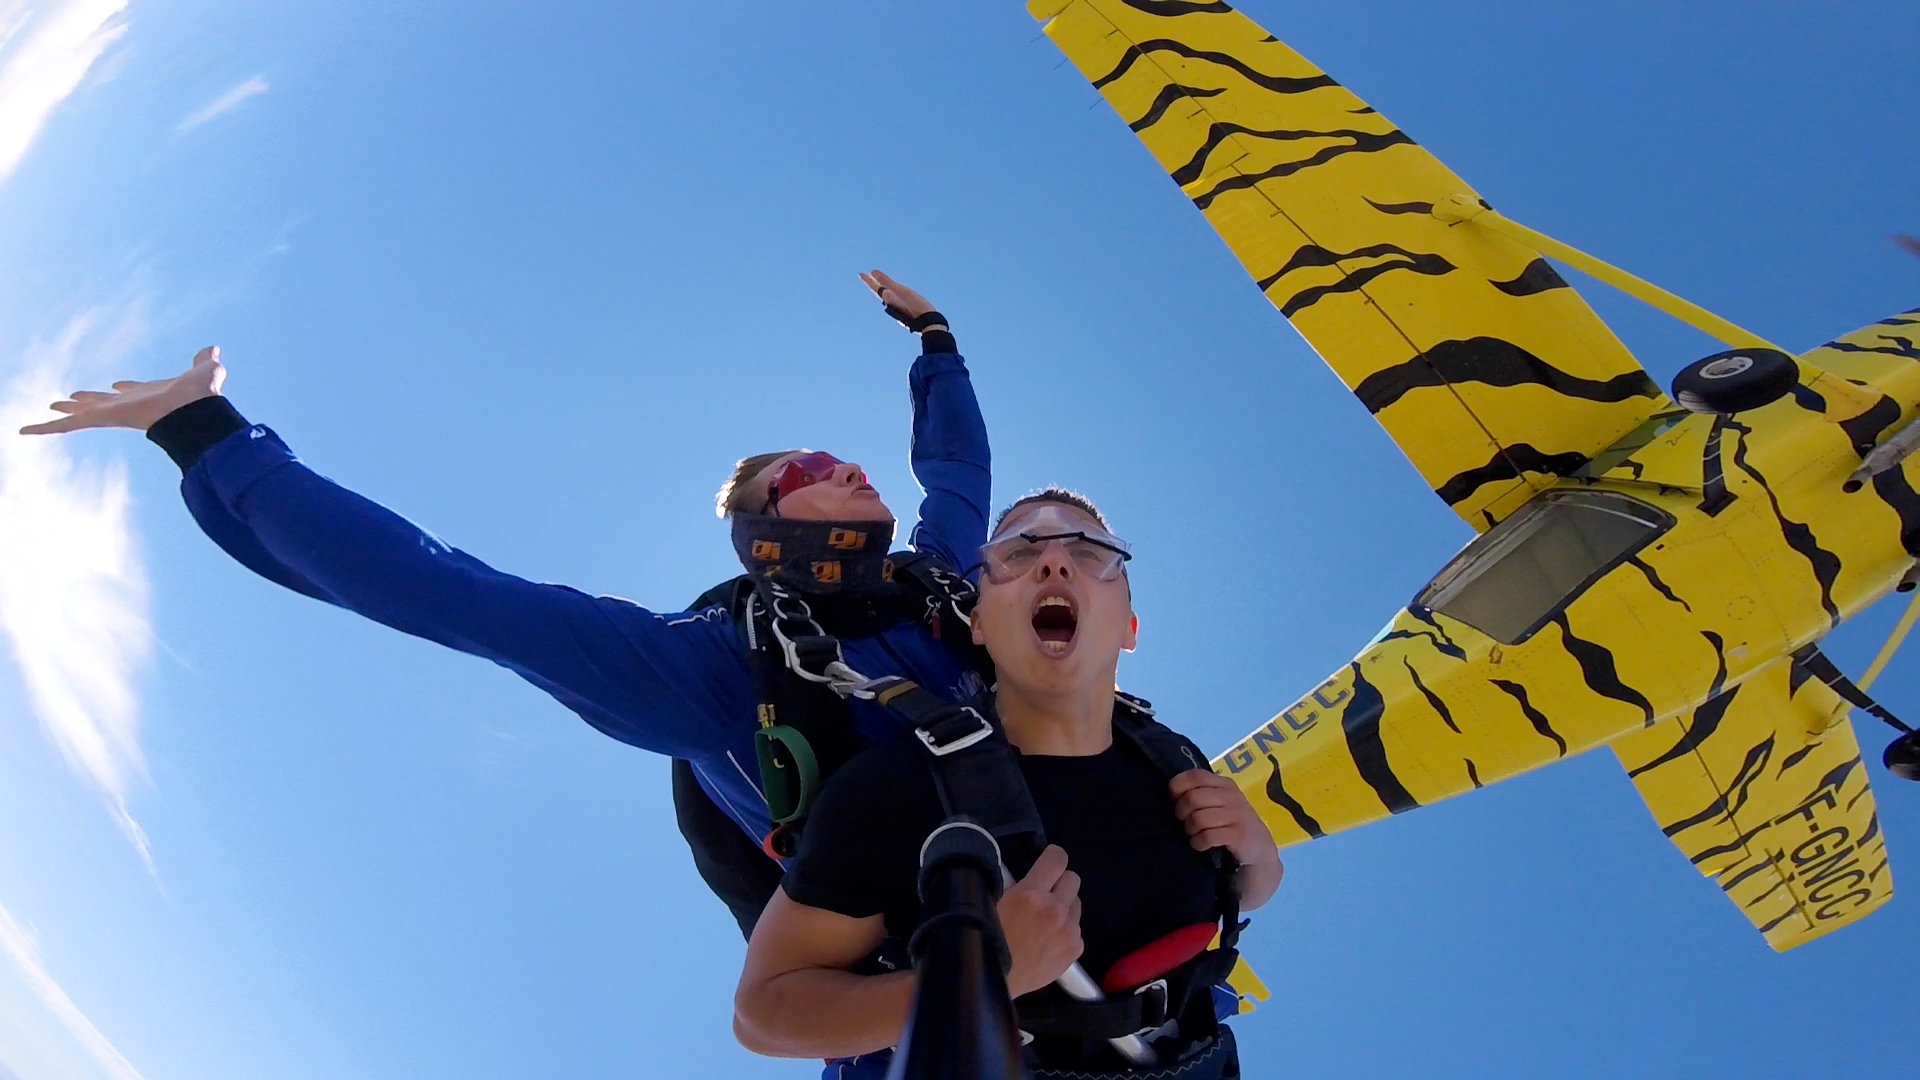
[{"xmin": 781, "ymin": 725, "xmax": 1219, "ymax": 988}]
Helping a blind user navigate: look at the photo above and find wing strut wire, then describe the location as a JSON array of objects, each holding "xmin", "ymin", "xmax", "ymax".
[
  {"xmin": 1432, "ymin": 195, "xmax": 1885, "ymax": 419},
  {"xmin": 1431, "ymin": 195, "xmax": 1785, "ymax": 353},
  {"xmin": 1792, "ymin": 645, "xmax": 1911, "ymax": 734},
  {"xmin": 1861, "ymin": 589, "xmax": 1920, "ymax": 692}
]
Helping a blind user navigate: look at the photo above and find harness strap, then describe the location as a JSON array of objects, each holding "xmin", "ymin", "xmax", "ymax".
[
  {"xmin": 1016, "ymin": 985, "xmax": 1168, "ymax": 1041},
  {"xmin": 742, "ymin": 556, "xmax": 984, "ymax": 843},
  {"xmin": 1014, "ymin": 944, "xmax": 1240, "ymax": 1042},
  {"xmin": 1109, "ymin": 696, "xmax": 1246, "ymax": 950},
  {"xmin": 904, "ymin": 697, "xmax": 1047, "ymax": 875}
]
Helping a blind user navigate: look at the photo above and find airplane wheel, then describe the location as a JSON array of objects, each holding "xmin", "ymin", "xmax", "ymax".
[
  {"xmin": 1885, "ymin": 731, "xmax": 1920, "ymax": 781},
  {"xmin": 1672, "ymin": 348, "xmax": 1798, "ymax": 414}
]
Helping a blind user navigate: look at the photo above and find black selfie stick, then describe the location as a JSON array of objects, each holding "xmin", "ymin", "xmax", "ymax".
[{"xmin": 885, "ymin": 820, "xmax": 1028, "ymax": 1080}]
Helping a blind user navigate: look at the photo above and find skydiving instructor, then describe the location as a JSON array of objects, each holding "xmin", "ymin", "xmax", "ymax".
[{"xmin": 19, "ymin": 270, "xmax": 990, "ymax": 925}]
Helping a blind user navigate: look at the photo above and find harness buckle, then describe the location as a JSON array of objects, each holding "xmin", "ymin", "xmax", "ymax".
[
  {"xmin": 1129, "ymin": 978, "xmax": 1171, "ymax": 1040},
  {"xmin": 914, "ymin": 706, "xmax": 993, "ymax": 756}
]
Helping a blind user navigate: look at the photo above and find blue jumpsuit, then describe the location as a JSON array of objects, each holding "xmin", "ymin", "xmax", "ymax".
[{"xmin": 174, "ymin": 350, "xmax": 990, "ymax": 848}]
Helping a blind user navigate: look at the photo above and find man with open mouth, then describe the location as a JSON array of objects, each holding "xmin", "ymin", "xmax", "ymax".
[{"xmin": 734, "ymin": 490, "xmax": 1284, "ymax": 1079}]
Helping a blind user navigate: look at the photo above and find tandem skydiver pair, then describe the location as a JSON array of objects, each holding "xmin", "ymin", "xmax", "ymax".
[
  {"xmin": 734, "ymin": 492, "xmax": 1284, "ymax": 1078},
  {"xmin": 23, "ymin": 272, "xmax": 1285, "ymax": 1075}
]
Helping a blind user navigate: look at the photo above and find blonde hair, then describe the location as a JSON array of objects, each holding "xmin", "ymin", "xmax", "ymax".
[{"xmin": 716, "ymin": 450, "xmax": 805, "ymax": 518}]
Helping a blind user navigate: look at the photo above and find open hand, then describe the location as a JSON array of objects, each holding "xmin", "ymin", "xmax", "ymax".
[
  {"xmin": 859, "ymin": 270, "xmax": 942, "ymax": 328},
  {"xmin": 995, "ymin": 844, "xmax": 1083, "ymax": 997},
  {"xmin": 19, "ymin": 346, "xmax": 226, "ymax": 436}
]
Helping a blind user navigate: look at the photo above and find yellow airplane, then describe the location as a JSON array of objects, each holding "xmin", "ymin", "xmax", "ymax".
[{"xmin": 1030, "ymin": 0, "xmax": 1918, "ymax": 953}]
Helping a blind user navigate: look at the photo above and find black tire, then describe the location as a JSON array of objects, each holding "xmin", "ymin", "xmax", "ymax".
[
  {"xmin": 1672, "ymin": 348, "xmax": 1798, "ymax": 414},
  {"xmin": 1884, "ymin": 730, "xmax": 1920, "ymax": 782}
]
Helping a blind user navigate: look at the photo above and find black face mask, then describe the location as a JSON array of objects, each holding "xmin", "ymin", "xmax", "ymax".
[{"xmin": 729, "ymin": 512, "xmax": 899, "ymax": 595}]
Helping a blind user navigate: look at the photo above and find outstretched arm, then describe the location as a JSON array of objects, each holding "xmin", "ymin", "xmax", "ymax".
[
  {"xmin": 857, "ymin": 271, "xmax": 991, "ymax": 574},
  {"xmin": 21, "ymin": 348, "xmax": 746, "ymax": 760}
]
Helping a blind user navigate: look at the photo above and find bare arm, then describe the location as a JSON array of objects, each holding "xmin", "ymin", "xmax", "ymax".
[
  {"xmin": 733, "ymin": 890, "xmax": 913, "ymax": 1060},
  {"xmin": 734, "ymin": 846, "xmax": 1086, "ymax": 1060}
]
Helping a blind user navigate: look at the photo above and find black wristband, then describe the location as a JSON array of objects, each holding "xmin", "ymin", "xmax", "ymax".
[
  {"xmin": 146, "ymin": 396, "xmax": 248, "ymax": 472},
  {"xmin": 906, "ymin": 310, "xmax": 948, "ymax": 334},
  {"xmin": 882, "ymin": 300, "xmax": 950, "ymax": 332},
  {"xmin": 919, "ymin": 329, "xmax": 958, "ymax": 356}
]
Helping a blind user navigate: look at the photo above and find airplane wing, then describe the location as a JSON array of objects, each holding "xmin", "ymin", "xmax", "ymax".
[
  {"xmin": 1028, "ymin": 0, "xmax": 1665, "ymax": 528},
  {"xmin": 1611, "ymin": 658, "xmax": 1892, "ymax": 951}
]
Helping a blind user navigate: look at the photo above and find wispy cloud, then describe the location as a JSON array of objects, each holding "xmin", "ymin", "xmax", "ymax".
[
  {"xmin": 0, "ymin": 902, "xmax": 144, "ymax": 1080},
  {"xmin": 0, "ymin": 1, "xmax": 156, "ymax": 871},
  {"xmin": 174, "ymin": 73, "xmax": 266, "ymax": 133},
  {"xmin": 0, "ymin": 0, "xmax": 130, "ymax": 180},
  {"xmin": 0, "ymin": 304, "xmax": 156, "ymax": 872}
]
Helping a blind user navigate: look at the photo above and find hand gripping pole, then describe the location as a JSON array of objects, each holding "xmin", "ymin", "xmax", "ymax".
[{"xmin": 889, "ymin": 821, "xmax": 1026, "ymax": 1080}]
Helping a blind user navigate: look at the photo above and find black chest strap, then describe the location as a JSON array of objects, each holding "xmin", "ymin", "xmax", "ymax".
[
  {"xmin": 897, "ymin": 692, "xmax": 1249, "ymax": 1051},
  {"xmin": 1108, "ymin": 694, "xmax": 1245, "ymax": 953}
]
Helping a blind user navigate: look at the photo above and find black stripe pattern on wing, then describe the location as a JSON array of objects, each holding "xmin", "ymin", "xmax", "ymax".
[
  {"xmin": 1788, "ymin": 658, "xmax": 1813, "ymax": 696},
  {"xmin": 1789, "ymin": 383, "xmax": 1828, "ymax": 415},
  {"xmin": 1354, "ymin": 337, "xmax": 1660, "ymax": 414},
  {"xmin": 1436, "ymin": 444, "xmax": 1591, "ymax": 506},
  {"xmin": 1406, "ymin": 607, "xmax": 1467, "ymax": 659},
  {"xmin": 1465, "ymin": 759, "xmax": 1483, "ymax": 788},
  {"xmin": 1756, "ymin": 909, "xmax": 1799, "ymax": 935},
  {"xmin": 1381, "ymin": 608, "xmax": 1468, "ymax": 661},
  {"xmin": 1129, "ymin": 84, "xmax": 1225, "ymax": 131},
  {"xmin": 1626, "ymin": 555, "xmax": 1691, "ymax": 612},
  {"xmin": 1840, "ymin": 394, "xmax": 1901, "ymax": 455},
  {"xmin": 1491, "ymin": 680, "xmax": 1567, "ymax": 756},
  {"xmin": 1790, "ymin": 647, "xmax": 1910, "ymax": 732},
  {"xmin": 1719, "ymin": 853, "xmax": 1779, "ymax": 893},
  {"xmin": 1726, "ymin": 420, "xmax": 1841, "ymax": 627},
  {"xmin": 1184, "ymin": 127, "xmax": 1416, "ymax": 209},
  {"xmin": 1364, "ymin": 197, "xmax": 1433, "ymax": 215},
  {"xmin": 1824, "ymin": 334, "xmax": 1920, "ymax": 361},
  {"xmin": 1263, "ymin": 754, "xmax": 1325, "ymax": 838},
  {"xmin": 1814, "ymin": 754, "xmax": 1865, "ymax": 802},
  {"xmin": 1117, "ymin": 0, "xmax": 1234, "ymax": 15},
  {"xmin": 1093, "ymin": 36, "xmax": 1338, "ymax": 94},
  {"xmin": 1341, "ymin": 662, "xmax": 1419, "ymax": 813},
  {"xmin": 1626, "ymin": 634, "xmax": 1733, "ymax": 779},
  {"xmin": 1402, "ymin": 658, "xmax": 1459, "ymax": 734},
  {"xmin": 1666, "ymin": 735, "xmax": 1775, "ymax": 841},
  {"xmin": 1552, "ymin": 612, "xmax": 1657, "ymax": 727},
  {"xmin": 1697, "ymin": 415, "xmax": 1733, "ymax": 516},
  {"xmin": 1870, "ymin": 466, "xmax": 1920, "ymax": 557},
  {"xmin": 1687, "ymin": 819, "xmax": 1772, "ymax": 868},
  {"xmin": 1489, "ymin": 258, "xmax": 1569, "ymax": 297},
  {"xmin": 1776, "ymin": 740, "xmax": 1822, "ymax": 776},
  {"xmin": 1257, "ymin": 243, "xmax": 1455, "ymax": 317}
]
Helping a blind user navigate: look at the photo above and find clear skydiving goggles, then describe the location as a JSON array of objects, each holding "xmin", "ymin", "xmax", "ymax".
[{"xmin": 979, "ymin": 502, "xmax": 1132, "ymax": 585}]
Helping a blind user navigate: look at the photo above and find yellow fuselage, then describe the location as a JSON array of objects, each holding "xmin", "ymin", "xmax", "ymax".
[{"xmin": 1218, "ymin": 320, "xmax": 1920, "ymax": 853}]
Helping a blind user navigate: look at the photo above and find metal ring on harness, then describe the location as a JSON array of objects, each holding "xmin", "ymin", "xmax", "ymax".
[{"xmin": 763, "ymin": 583, "xmax": 882, "ymax": 699}]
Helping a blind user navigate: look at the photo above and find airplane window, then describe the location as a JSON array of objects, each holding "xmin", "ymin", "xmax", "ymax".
[{"xmin": 1416, "ymin": 490, "xmax": 1673, "ymax": 645}]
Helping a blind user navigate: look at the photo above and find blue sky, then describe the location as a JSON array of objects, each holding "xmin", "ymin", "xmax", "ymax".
[{"xmin": 1, "ymin": 1, "xmax": 1917, "ymax": 1076}]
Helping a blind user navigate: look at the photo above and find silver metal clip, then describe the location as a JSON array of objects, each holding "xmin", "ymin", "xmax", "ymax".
[{"xmin": 914, "ymin": 707, "xmax": 993, "ymax": 756}]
